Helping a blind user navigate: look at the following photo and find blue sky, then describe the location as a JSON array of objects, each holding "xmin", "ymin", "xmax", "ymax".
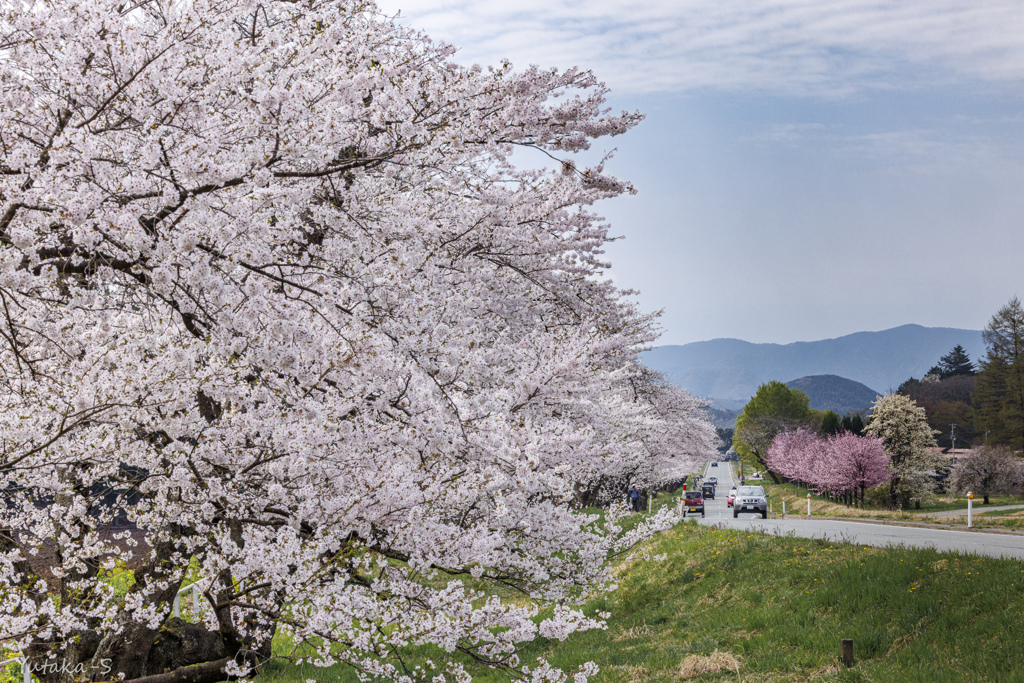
[{"xmin": 376, "ymin": 0, "xmax": 1024, "ymax": 345}]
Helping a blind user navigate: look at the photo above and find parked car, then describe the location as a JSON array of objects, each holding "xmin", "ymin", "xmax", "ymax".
[
  {"xmin": 701, "ymin": 482, "xmax": 716, "ymax": 499},
  {"xmin": 726, "ymin": 488, "xmax": 737, "ymax": 507},
  {"xmin": 733, "ymin": 485, "xmax": 768, "ymax": 518},
  {"xmin": 683, "ymin": 490, "xmax": 705, "ymax": 517},
  {"xmin": 711, "ymin": 462, "xmax": 718, "ymax": 467}
]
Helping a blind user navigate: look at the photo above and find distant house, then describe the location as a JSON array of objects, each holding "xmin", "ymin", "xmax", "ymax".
[{"xmin": 936, "ymin": 446, "xmax": 976, "ymax": 466}]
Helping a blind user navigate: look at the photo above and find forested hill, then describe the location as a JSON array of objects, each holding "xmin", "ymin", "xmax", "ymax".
[
  {"xmin": 785, "ymin": 375, "xmax": 880, "ymax": 415},
  {"xmin": 644, "ymin": 324, "xmax": 985, "ymax": 403}
]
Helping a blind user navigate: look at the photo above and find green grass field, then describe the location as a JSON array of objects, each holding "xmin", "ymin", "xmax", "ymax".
[{"xmin": 253, "ymin": 490, "xmax": 1024, "ymax": 683}]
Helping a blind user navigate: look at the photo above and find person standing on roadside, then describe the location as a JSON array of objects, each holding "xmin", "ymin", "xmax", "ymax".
[{"xmin": 629, "ymin": 486, "xmax": 641, "ymax": 512}]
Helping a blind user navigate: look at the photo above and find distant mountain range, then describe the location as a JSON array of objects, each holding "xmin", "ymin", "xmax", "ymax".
[{"xmin": 644, "ymin": 324, "xmax": 986, "ymax": 406}]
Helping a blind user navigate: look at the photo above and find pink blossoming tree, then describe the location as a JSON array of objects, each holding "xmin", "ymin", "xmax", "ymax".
[
  {"xmin": 816, "ymin": 432, "xmax": 891, "ymax": 505},
  {"xmin": 765, "ymin": 430, "xmax": 889, "ymax": 506},
  {"xmin": 763, "ymin": 428, "xmax": 821, "ymax": 486},
  {"xmin": 0, "ymin": 2, "xmax": 714, "ymax": 682}
]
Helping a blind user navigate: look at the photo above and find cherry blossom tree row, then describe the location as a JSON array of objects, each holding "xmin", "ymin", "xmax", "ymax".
[
  {"xmin": 765, "ymin": 429, "xmax": 890, "ymax": 505},
  {"xmin": 0, "ymin": 1, "xmax": 714, "ymax": 682}
]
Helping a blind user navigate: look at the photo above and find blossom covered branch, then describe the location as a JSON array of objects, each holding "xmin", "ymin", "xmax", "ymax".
[{"xmin": 0, "ymin": 1, "xmax": 713, "ymax": 682}]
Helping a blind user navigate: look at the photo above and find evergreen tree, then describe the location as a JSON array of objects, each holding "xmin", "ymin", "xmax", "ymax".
[
  {"xmin": 820, "ymin": 410, "xmax": 842, "ymax": 435},
  {"xmin": 974, "ymin": 297, "xmax": 1024, "ymax": 449},
  {"xmin": 715, "ymin": 427, "xmax": 735, "ymax": 455},
  {"xmin": 897, "ymin": 377, "xmax": 921, "ymax": 396},
  {"xmin": 841, "ymin": 413, "xmax": 865, "ymax": 436},
  {"xmin": 937, "ymin": 345, "xmax": 976, "ymax": 378}
]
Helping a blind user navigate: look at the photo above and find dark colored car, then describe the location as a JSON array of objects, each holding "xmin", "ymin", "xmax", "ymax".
[
  {"xmin": 683, "ymin": 490, "xmax": 705, "ymax": 517},
  {"xmin": 711, "ymin": 462, "xmax": 718, "ymax": 467},
  {"xmin": 701, "ymin": 482, "xmax": 715, "ymax": 499}
]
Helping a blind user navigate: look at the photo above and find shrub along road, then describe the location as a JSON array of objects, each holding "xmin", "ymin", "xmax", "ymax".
[{"xmin": 697, "ymin": 462, "xmax": 1024, "ymax": 561}]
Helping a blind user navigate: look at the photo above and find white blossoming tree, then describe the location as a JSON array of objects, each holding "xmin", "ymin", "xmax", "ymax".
[
  {"xmin": 0, "ymin": 1, "xmax": 711, "ymax": 682},
  {"xmin": 574, "ymin": 365, "xmax": 718, "ymax": 506},
  {"xmin": 865, "ymin": 393, "xmax": 941, "ymax": 508}
]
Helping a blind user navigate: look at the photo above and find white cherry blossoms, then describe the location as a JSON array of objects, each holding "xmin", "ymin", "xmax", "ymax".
[{"xmin": 0, "ymin": 1, "xmax": 713, "ymax": 681}]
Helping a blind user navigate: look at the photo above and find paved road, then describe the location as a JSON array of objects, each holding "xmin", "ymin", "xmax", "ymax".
[
  {"xmin": 692, "ymin": 461, "xmax": 1024, "ymax": 561},
  {"xmin": 919, "ymin": 503, "xmax": 1024, "ymax": 519},
  {"xmin": 685, "ymin": 460, "xmax": 759, "ymax": 521}
]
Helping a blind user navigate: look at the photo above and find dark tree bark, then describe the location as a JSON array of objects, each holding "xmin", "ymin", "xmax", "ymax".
[
  {"xmin": 146, "ymin": 619, "xmax": 229, "ymax": 674},
  {"xmin": 110, "ymin": 657, "xmax": 233, "ymax": 683}
]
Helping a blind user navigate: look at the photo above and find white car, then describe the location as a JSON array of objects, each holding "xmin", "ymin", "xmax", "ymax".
[{"xmin": 733, "ymin": 485, "xmax": 768, "ymax": 519}]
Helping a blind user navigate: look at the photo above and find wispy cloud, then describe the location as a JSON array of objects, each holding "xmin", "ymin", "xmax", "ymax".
[{"xmin": 375, "ymin": 0, "xmax": 1024, "ymax": 95}]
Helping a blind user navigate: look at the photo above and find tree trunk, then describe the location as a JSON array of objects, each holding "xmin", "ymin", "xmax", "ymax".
[
  {"xmin": 19, "ymin": 526, "xmax": 251, "ymax": 683},
  {"xmin": 889, "ymin": 478, "xmax": 901, "ymax": 509},
  {"xmin": 113, "ymin": 657, "xmax": 233, "ymax": 683},
  {"xmin": 145, "ymin": 619, "xmax": 229, "ymax": 675},
  {"xmin": 83, "ymin": 536, "xmax": 189, "ymax": 682},
  {"xmin": 756, "ymin": 453, "xmax": 781, "ymax": 484}
]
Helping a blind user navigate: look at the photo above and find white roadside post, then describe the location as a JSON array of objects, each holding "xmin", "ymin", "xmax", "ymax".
[
  {"xmin": 173, "ymin": 580, "xmax": 206, "ymax": 621},
  {"xmin": 807, "ymin": 493, "xmax": 812, "ymax": 517},
  {"xmin": 968, "ymin": 492, "xmax": 973, "ymax": 528},
  {"xmin": 782, "ymin": 499, "xmax": 786, "ymax": 517},
  {"xmin": 2, "ymin": 653, "xmax": 29, "ymax": 683}
]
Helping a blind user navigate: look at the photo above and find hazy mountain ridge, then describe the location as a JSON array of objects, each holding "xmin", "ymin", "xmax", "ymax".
[
  {"xmin": 786, "ymin": 375, "xmax": 880, "ymax": 415},
  {"xmin": 644, "ymin": 324, "xmax": 985, "ymax": 403}
]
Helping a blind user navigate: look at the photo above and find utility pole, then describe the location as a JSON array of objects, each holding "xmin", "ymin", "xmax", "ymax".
[{"xmin": 950, "ymin": 423, "xmax": 957, "ymax": 463}]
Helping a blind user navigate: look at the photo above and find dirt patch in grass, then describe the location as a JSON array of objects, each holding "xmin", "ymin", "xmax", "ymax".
[
  {"xmin": 678, "ymin": 649, "xmax": 740, "ymax": 678},
  {"xmin": 609, "ymin": 664, "xmax": 651, "ymax": 682},
  {"xmin": 613, "ymin": 623, "xmax": 653, "ymax": 642}
]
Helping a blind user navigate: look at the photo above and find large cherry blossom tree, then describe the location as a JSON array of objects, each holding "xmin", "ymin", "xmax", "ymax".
[{"xmin": 0, "ymin": 1, "xmax": 712, "ymax": 681}]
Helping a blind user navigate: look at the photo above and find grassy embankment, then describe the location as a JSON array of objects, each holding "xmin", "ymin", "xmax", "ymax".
[{"xmin": 250, "ymin": 485, "xmax": 1024, "ymax": 683}]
